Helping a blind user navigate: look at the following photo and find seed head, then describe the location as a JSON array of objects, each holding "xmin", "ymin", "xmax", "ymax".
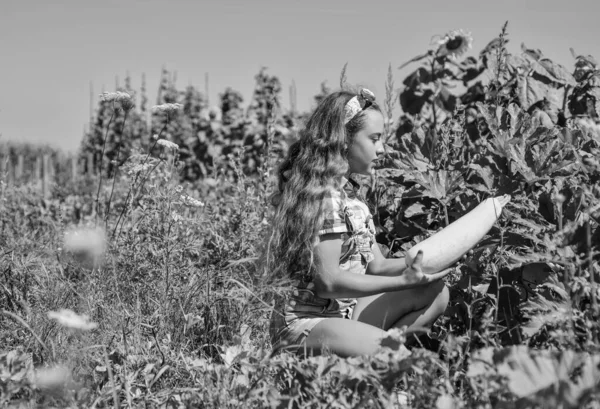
[
  {"xmin": 157, "ymin": 139, "xmax": 179, "ymax": 150},
  {"xmin": 151, "ymin": 103, "xmax": 183, "ymax": 115},
  {"xmin": 180, "ymin": 194, "xmax": 204, "ymax": 207}
]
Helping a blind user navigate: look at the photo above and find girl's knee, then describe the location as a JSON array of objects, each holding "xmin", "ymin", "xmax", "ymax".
[
  {"xmin": 438, "ymin": 282, "xmax": 450, "ymax": 308},
  {"xmin": 425, "ymin": 280, "xmax": 449, "ymax": 309},
  {"xmin": 422, "ymin": 279, "xmax": 446, "ymax": 298}
]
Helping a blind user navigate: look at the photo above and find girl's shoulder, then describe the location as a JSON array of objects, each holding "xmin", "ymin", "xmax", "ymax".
[{"xmin": 321, "ymin": 179, "xmax": 372, "ymax": 214}]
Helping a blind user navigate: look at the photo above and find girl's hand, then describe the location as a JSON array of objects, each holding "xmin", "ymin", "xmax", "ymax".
[{"xmin": 403, "ymin": 250, "xmax": 453, "ymax": 287}]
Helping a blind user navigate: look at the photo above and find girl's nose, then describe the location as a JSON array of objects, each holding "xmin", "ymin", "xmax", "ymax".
[{"xmin": 375, "ymin": 140, "xmax": 385, "ymax": 156}]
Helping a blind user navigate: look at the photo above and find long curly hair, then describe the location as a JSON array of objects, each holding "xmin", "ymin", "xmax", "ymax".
[{"xmin": 264, "ymin": 90, "xmax": 381, "ymax": 281}]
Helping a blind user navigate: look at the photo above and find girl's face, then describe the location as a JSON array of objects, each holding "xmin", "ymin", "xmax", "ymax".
[{"xmin": 346, "ymin": 109, "xmax": 385, "ymax": 175}]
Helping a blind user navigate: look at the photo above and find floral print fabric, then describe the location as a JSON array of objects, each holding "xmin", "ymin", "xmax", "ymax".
[{"xmin": 269, "ymin": 178, "xmax": 377, "ymax": 353}]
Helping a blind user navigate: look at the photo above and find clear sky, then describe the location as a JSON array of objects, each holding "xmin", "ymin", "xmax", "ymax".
[{"xmin": 1, "ymin": 0, "xmax": 598, "ymax": 152}]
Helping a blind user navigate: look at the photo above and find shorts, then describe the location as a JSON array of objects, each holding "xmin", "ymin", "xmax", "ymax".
[{"xmin": 269, "ymin": 285, "xmax": 356, "ymax": 355}]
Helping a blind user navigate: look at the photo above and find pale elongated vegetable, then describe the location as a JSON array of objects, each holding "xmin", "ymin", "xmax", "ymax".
[{"xmin": 405, "ymin": 195, "xmax": 511, "ymax": 274}]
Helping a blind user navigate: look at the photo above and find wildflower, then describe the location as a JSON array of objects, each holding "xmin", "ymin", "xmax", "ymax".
[
  {"xmin": 35, "ymin": 365, "xmax": 73, "ymax": 392},
  {"xmin": 47, "ymin": 309, "xmax": 98, "ymax": 330},
  {"xmin": 116, "ymin": 91, "xmax": 135, "ymax": 111},
  {"xmin": 127, "ymin": 163, "xmax": 152, "ymax": 175},
  {"xmin": 151, "ymin": 103, "xmax": 183, "ymax": 115},
  {"xmin": 180, "ymin": 194, "xmax": 204, "ymax": 207},
  {"xmin": 63, "ymin": 226, "xmax": 105, "ymax": 259},
  {"xmin": 436, "ymin": 29, "xmax": 473, "ymax": 59},
  {"xmin": 152, "ymin": 134, "xmax": 159, "ymax": 140},
  {"xmin": 100, "ymin": 91, "xmax": 135, "ymax": 111},
  {"xmin": 171, "ymin": 212, "xmax": 183, "ymax": 223},
  {"xmin": 99, "ymin": 92, "xmax": 120, "ymax": 102},
  {"xmin": 157, "ymin": 139, "xmax": 179, "ymax": 150}
]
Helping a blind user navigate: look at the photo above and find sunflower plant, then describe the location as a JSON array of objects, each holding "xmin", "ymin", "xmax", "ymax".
[{"xmin": 397, "ymin": 29, "xmax": 476, "ymax": 131}]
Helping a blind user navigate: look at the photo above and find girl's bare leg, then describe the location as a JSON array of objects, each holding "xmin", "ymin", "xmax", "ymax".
[
  {"xmin": 352, "ymin": 280, "xmax": 449, "ymax": 334},
  {"xmin": 302, "ymin": 318, "xmax": 406, "ymax": 358},
  {"xmin": 301, "ymin": 281, "xmax": 448, "ymax": 357}
]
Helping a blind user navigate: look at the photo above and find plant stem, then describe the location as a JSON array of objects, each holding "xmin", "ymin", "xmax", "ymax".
[
  {"xmin": 430, "ymin": 58, "xmax": 438, "ymax": 163},
  {"xmin": 442, "ymin": 202, "xmax": 449, "ymax": 227},
  {"xmin": 164, "ymin": 199, "xmax": 173, "ymax": 301},
  {"xmin": 95, "ymin": 109, "xmax": 116, "ymax": 225},
  {"xmin": 586, "ymin": 220, "xmax": 597, "ymax": 341},
  {"xmin": 104, "ymin": 347, "xmax": 120, "ymax": 409},
  {"xmin": 105, "ymin": 110, "xmax": 130, "ymax": 228},
  {"xmin": 111, "ymin": 119, "xmax": 168, "ymax": 240}
]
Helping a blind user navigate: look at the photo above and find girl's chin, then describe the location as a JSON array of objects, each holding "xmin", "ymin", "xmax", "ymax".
[{"xmin": 349, "ymin": 163, "xmax": 376, "ymax": 175}]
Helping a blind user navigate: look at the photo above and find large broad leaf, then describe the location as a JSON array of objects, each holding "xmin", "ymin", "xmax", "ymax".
[
  {"xmin": 476, "ymin": 102, "xmax": 528, "ymax": 140},
  {"xmin": 467, "ymin": 163, "xmax": 496, "ymax": 192},
  {"xmin": 521, "ymin": 285, "xmax": 570, "ymax": 338},
  {"xmin": 517, "ymin": 74, "xmax": 564, "ymax": 112},
  {"xmin": 393, "ymin": 128, "xmax": 433, "ymax": 173},
  {"xmin": 537, "ymin": 59, "xmax": 577, "ymax": 87},
  {"xmin": 469, "ymin": 347, "xmax": 600, "ymax": 409},
  {"xmin": 402, "ymin": 169, "xmax": 465, "ymax": 204},
  {"xmin": 400, "ymin": 86, "xmax": 435, "ymax": 116},
  {"xmin": 521, "ymin": 43, "xmax": 576, "ymax": 87},
  {"xmin": 435, "ymin": 86, "xmax": 459, "ymax": 112}
]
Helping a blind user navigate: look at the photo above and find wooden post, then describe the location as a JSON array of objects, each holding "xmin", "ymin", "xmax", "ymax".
[
  {"xmin": 87, "ymin": 153, "xmax": 95, "ymax": 176},
  {"xmin": 42, "ymin": 154, "xmax": 50, "ymax": 198},
  {"xmin": 16, "ymin": 155, "xmax": 24, "ymax": 183},
  {"xmin": 35, "ymin": 155, "xmax": 42, "ymax": 191},
  {"xmin": 71, "ymin": 155, "xmax": 79, "ymax": 182},
  {"xmin": 1, "ymin": 155, "xmax": 10, "ymax": 186},
  {"xmin": 290, "ymin": 80, "xmax": 297, "ymax": 116},
  {"xmin": 49, "ymin": 154, "xmax": 54, "ymax": 179}
]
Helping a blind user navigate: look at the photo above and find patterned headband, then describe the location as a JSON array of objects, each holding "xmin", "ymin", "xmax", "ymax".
[{"xmin": 343, "ymin": 88, "xmax": 376, "ymax": 125}]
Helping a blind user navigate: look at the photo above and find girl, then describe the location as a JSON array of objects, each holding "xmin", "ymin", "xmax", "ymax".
[{"xmin": 267, "ymin": 89, "xmax": 451, "ymax": 357}]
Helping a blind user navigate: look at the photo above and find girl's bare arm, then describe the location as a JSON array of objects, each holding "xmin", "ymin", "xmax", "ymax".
[
  {"xmin": 365, "ymin": 243, "xmax": 408, "ymax": 276},
  {"xmin": 313, "ymin": 233, "xmax": 450, "ymax": 299}
]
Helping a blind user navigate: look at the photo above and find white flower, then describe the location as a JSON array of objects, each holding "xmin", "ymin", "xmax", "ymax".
[
  {"xmin": 152, "ymin": 134, "xmax": 159, "ymax": 140},
  {"xmin": 35, "ymin": 365, "xmax": 73, "ymax": 391},
  {"xmin": 180, "ymin": 194, "xmax": 204, "ymax": 207},
  {"xmin": 99, "ymin": 92, "xmax": 119, "ymax": 102},
  {"xmin": 47, "ymin": 309, "xmax": 98, "ymax": 330},
  {"xmin": 116, "ymin": 91, "xmax": 134, "ymax": 111},
  {"xmin": 100, "ymin": 91, "xmax": 135, "ymax": 111},
  {"xmin": 151, "ymin": 103, "xmax": 183, "ymax": 114},
  {"xmin": 436, "ymin": 29, "xmax": 473, "ymax": 59},
  {"xmin": 157, "ymin": 139, "xmax": 179, "ymax": 150},
  {"xmin": 63, "ymin": 226, "xmax": 105, "ymax": 258},
  {"xmin": 127, "ymin": 163, "xmax": 152, "ymax": 175}
]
